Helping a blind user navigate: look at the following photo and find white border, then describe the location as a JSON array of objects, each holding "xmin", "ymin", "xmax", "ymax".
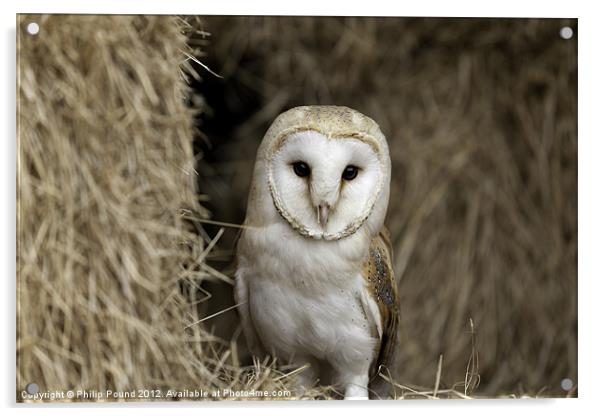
[{"xmin": 3, "ymin": 1, "xmax": 601, "ymax": 415}]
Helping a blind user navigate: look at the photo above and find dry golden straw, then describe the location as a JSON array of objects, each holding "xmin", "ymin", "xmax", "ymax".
[{"xmin": 16, "ymin": 15, "xmax": 304, "ymax": 402}]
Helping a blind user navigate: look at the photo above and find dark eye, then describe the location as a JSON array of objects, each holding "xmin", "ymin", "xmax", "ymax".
[
  {"xmin": 342, "ymin": 165, "xmax": 359, "ymax": 181},
  {"xmin": 292, "ymin": 161, "xmax": 311, "ymax": 177}
]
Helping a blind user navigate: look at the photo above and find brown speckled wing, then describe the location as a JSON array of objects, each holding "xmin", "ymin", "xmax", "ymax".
[{"xmin": 362, "ymin": 227, "xmax": 399, "ymax": 378}]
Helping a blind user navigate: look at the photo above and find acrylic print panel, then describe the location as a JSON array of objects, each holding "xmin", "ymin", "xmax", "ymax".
[{"xmin": 16, "ymin": 14, "xmax": 577, "ymax": 402}]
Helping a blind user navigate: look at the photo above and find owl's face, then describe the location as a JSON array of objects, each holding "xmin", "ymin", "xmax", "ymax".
[{"xmin": 268, "ymin": 129, "xmax": 386, "ymax": 240}]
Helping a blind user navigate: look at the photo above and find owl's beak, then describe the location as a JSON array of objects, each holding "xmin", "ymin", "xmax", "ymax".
[{"xmin": 317, "ymin": 205, "xmax": 329, "ymax": 228}]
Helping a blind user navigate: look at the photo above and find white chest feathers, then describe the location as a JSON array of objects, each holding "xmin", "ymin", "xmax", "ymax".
[{"xmin": 235, "ymin": 222, "xmax": 382, "ymax": 399}]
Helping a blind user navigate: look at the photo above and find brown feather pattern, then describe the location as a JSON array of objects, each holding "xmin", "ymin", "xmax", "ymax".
[{"xmin": 362, "ymin": 227, "xmax": 399, "ymax": 379}]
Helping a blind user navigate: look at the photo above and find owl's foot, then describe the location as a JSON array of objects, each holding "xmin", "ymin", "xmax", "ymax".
[{"xmin": 342, "ymin": 375, "xmax": 370, "ymax": 399}]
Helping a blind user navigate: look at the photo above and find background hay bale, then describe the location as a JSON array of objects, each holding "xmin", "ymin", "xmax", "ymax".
[
  {"xmin": 16, "ymin": 15, "xmax": 237, "ymax": 400},
  {"xmin": 192, "ymin": 16, "xmax": 577, "ymax": 397}
]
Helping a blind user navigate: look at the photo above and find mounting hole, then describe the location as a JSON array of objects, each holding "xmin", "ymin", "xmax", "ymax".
[
  {"xmin": 26, "ymin": 22, "xmax": 40, "ymax": 35},
  {"xmin": 559, "ymin": 26, "xmax": 573, "ymax": 40},
  {"xmin": 25, "ymin": 383, "xmax": 39, "ymax": 395},
  {"xmin": 560, "ymin": 378, "xmax": 573, "ymax": 391}
]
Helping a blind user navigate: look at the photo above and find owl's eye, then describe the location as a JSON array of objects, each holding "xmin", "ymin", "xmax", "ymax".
[
  {"xmin": 342, "ymin": 165, "xmax": 359, "ymax": 181},
  {"xmin": 292, "ymin": 161, "xmax": 311, "ymax": 178}
]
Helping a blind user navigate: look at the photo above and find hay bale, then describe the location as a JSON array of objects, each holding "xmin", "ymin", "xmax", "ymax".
[
  {"xmin": 16, "ymin": 15, "xmax": 213, "ymax": 399},
  {"xmin": 194, "ymin": 16, "xmax": 577, "ymax": 397}
]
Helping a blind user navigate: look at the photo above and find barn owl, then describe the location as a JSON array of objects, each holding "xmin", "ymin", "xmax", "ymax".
[{"xmin": 235, "ymin": 106, "xmax": 398, "ymax": 399}]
